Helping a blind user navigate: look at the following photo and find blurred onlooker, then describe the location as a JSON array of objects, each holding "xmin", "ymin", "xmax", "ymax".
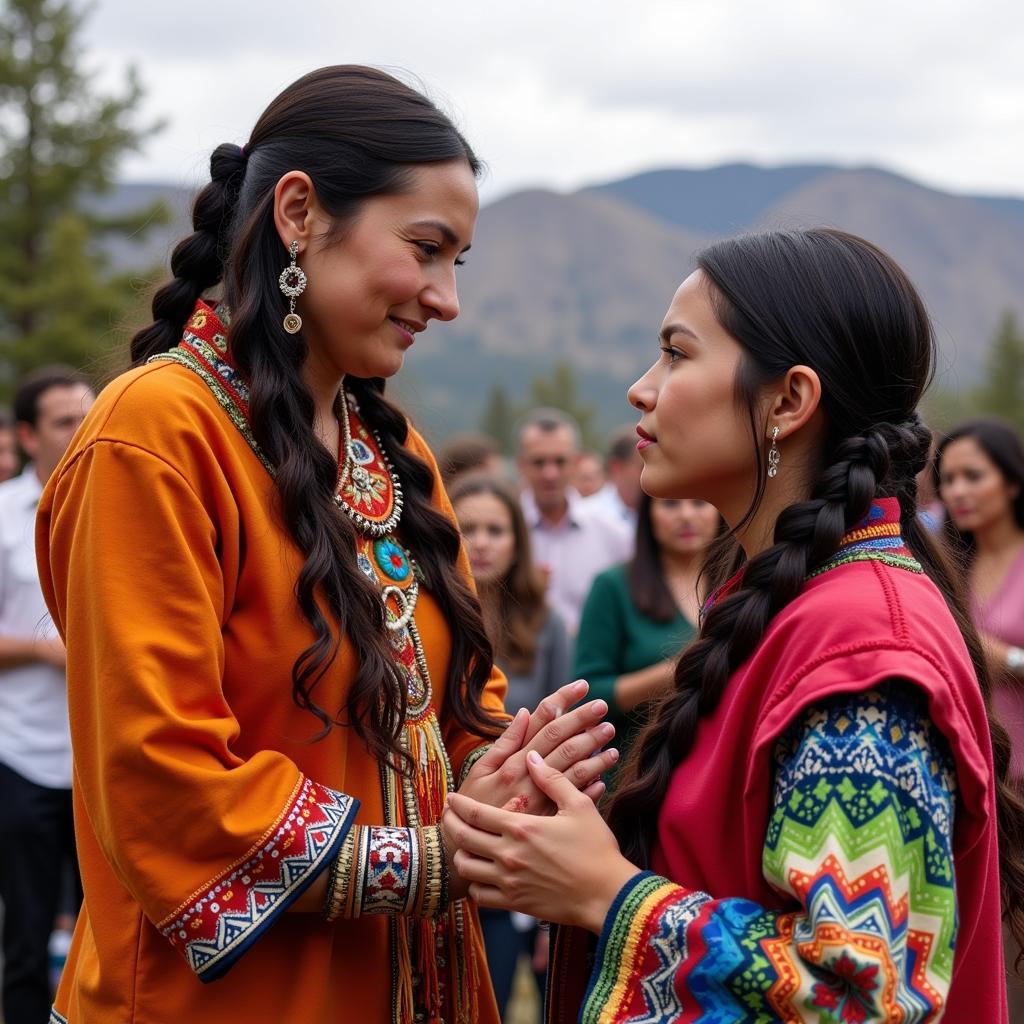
[
  {"xmin": 0, "ymin": 409, "xmax": 18, "ymax": 482},
  {"xmin": 937, "ymin": 417, "xmax": 1024, "ymax": 772},
  {"xmin": 437, "ymin": 431, "xmax": 504, "ymax": 488},
  {"xmin": 571, "ymin": 450, "xmax": 605, "ymax": 498},
  {"xmin": 516, "ymin": 408, "xmax": 631, "ymax": 634},
  {"xmin": 936, "ymin": 416, "xmax": 1024, "ymax": 1024},
  {"xmin": 450, "ymin": 474, "xmax": 570, "ymax": 1018},
  {"xmin": 584, "ymin": 424, "xmax": 644, "ymax": 531},
  {"xmin": 915, "ymin": 430, "xmax": 944, "ymax": 531},
  {"xmin": 0, "ymin": 366, "xmax": 93, "ymax": 1023},
  {"xmin": 573, "ymin": 495, "xmax": 720, "ymax": 775}
]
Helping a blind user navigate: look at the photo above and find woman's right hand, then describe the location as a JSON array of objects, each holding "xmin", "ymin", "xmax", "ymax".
[
  {"xmin": 456, "ymin": 679, "xmax": 618, "ymax": 815},
  {"xmin": 447, "ymin": 752, "xmax": 638, "ymax": 932}
]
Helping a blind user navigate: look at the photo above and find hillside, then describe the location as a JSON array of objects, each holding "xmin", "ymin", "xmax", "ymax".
[{"xmin": 96, "ymin": 164, "xmax": 1024, "ymax": 438}]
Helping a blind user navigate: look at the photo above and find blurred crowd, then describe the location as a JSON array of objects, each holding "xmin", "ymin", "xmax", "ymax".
[{"xmin": 3, "ymin": 378, "xmax": 1024, "ymax": 1020}]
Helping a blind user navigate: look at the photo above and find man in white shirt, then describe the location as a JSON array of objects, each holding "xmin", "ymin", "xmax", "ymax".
[
  {"xmin": 0, "ymin": 366, "xmax": 93, "ymax": 1023},
  {"xmin": 517, "ymin": 409, "xmax": 631, "ymax": 635}
]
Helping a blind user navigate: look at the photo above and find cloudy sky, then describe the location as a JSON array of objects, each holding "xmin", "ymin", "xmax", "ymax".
[{"xmin": 83, "ymin": 0, "xmax": 1024, "ymax": 203}]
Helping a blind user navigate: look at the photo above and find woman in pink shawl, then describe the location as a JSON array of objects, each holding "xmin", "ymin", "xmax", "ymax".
[{"xmin": 444, "ymin": 229, "xmax": 1024, "ymax": 1023}]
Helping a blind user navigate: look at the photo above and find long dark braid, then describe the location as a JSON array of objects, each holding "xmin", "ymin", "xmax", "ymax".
[
  {"xmin": 605, "ymin": 228, "xmax": 1024, "ymax": 957},
  {"xmin": 129, "ymin": 67, "xmax": 502, "ymax": 766},
  {"xmin": 130, "ymin": 142, "xmax": 246, "ymax": 362}
]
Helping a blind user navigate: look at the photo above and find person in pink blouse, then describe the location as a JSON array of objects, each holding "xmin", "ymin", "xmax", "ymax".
[
  {"xmin": 937, "ymin": 416, "xmax": 1024, "ymax": 1019},
  {"xmin": 938, "ymin": 417, "xmax": 1024, "ymax": 777}
]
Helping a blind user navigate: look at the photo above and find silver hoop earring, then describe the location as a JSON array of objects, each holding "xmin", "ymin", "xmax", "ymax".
[
  {"xmin": 278, "ymin": 240, "xmax": 307, "ymax": 334},
  {"xmin": 767, "ymin": 426, "xmax": 781, "ymax": 478}
]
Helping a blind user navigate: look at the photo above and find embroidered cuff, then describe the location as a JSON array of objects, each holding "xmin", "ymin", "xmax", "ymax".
[
  {"xmin": 324, "ymin": 824, "xmax": 450, "ymax": 921},
  {"xmin": 581, "ymin": 872, "xmax": 710, "ymax": 1024},
  {"xmin": 458, "ymin": 742, "xmax": 493, "ymax": 788},
  {"xmin": 158, "ymin": 777, "xmax": 357, "ymax": 982}
]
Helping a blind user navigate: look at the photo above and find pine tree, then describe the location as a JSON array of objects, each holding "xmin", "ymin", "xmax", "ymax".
[
  {"xmin": 973, "ymin": 311, "xmax": 1024, "ymax": 434},
  {"xmin": 528, "ymin": 361, "xmax": 598, "ymax": 449},
  {"xmin": 0, "ymin": 0, "xmax": 165, "ymax": 397},
  {"xmin": 478, "ymin": 382, "xmax": 519, "ymax": 454}
]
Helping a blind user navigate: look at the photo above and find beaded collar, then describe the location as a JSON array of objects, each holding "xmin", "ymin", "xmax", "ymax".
[
  {"xmin": 807, "ymin": 497, "xmax": 921, "ymax": 579},
  {"xmin": 705, "ymin": 498, "xmax": 922, "ymax": 613}
]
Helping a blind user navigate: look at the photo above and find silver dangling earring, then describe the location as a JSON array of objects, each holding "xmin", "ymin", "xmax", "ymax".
[
  {"xmin": 767, "ymin": 426, "xmax": 781, "ymax": 478},
  {"xmin": 278, "ymin": 240, "xmax": 307, "ymax": 334}
]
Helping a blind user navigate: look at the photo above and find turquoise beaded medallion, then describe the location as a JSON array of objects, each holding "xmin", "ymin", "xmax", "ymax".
[{"xmin": 373, "ymin": 539, "xmax": 411, "ymax": 584}]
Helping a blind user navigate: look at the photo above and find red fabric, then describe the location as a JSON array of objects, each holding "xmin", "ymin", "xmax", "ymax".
[{"xmin": 650, "ymin": 558, "xmax": 1005, "ymax": 1022}]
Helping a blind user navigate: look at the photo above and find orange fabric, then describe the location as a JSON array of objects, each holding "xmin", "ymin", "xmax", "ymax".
[{"xmin": 36, "ymin": 359, "xmax": 505, "ymax": 1023}]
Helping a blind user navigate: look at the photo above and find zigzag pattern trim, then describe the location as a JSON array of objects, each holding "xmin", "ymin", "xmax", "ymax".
[
  {"xmin": 158, "ymin": 776, "xmax": 357, "ymax": 981},
  {"xmin": 581, "ymin": 873, "xmax": 710, "ymax": 1024}
]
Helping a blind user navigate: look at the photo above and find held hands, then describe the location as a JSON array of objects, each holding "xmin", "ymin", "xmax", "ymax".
[
  {"xmin": 456, "ymin": 679, "xmax": 619, "ymax": 815},
  {"xmin": 445, "ymin": 751, "xmax": 639, "ymax": 933}
]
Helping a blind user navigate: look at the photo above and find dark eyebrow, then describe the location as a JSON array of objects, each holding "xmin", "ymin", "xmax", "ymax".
[
  {"xmin": 410, "ymin": 219, "xmax": 472, "ymax": 253},
  {"xmin": 660, "ymin": 323, "xmax": 699, "ymax": 345}
]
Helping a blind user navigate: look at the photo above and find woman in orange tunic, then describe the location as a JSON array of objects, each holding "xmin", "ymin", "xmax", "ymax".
[{"xmin": 36, "ymin": 66, "xmax": 617, "ymax": 1024}]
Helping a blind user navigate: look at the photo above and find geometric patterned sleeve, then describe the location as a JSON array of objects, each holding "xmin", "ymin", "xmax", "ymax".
[{"xmin": 580, "ymin": 683, "xmax": 959, "ymax": 1023}]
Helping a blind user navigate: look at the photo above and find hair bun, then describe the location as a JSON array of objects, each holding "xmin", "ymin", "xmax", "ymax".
[
  {"xmin": 209, "ymin": 142, "xmax": 248, "ymax": 185},
  {"xmin": 870, "ymin": 414, "xmax": 931, "ymax": 480}
]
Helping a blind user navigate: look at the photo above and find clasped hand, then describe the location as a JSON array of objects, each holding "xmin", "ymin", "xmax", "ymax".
[
  {"xmin": 443, "ymin": 681, "xmax": 638, "ymax": 930},
  {"xmin": 453, "ymin": 679, "xmax": 616, "ymax": 816}
]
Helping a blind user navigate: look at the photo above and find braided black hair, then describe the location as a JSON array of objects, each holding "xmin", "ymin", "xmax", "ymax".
[
  {"xmin": 605, "ymin": 228, "xmax": 1024, "ymax": 956},
  {"xmin": 129, "ymin": 67, "xmax": 502, "ymax": 766}
]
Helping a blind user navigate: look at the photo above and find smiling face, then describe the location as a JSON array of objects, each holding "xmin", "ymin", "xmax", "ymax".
[
  {"xmin": 295, "ymin": 159, "xmax": 479, "ymax": 385},
  {"xmin": 454, "ymin": 490, "xmax": 517, "ymax": 585},
  {"xmin": 627, "ymin": 271, "xmax": 761, "ymax": 519},
  {"xmin": 938, "ymin": 436, "xmax": 1020, "ymax": 536}
]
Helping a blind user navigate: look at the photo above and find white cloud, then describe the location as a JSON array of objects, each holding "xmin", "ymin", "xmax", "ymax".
[{"xmin": 80, "ymin": 0, "xmax": 1024, "ymax": 201}]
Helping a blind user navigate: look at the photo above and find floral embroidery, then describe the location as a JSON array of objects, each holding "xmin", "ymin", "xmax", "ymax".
[
  {"xmin": 810, "ymin": 951, "xmax": 881, "ymax": 1023},
  {"xmin": 158, "ymin": 777, "xmax": 357, "ymax": 981}
]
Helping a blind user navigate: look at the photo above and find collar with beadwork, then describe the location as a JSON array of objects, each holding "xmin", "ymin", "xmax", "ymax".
[{"xmin": 704, "ymin": 497, "xmax": 922, "ymax": 614}]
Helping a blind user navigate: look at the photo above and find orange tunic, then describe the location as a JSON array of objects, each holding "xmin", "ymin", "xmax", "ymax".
[{"xmin": 36, "ymin": 317, "xmax": 506, "ymax": 1023}]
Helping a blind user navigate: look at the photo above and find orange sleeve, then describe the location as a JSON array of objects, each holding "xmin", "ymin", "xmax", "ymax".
[
  {"xmin": 37, "ymin": 438, "xmax": 358, "ymax": 981},
  {"xmin": 404, "ymin": 426, "xmax": 508, "ymax": 782}
]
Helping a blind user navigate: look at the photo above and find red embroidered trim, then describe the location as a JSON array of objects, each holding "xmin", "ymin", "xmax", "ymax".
[{"xmin": 158, "ymin": 777, "xmax": 357, "ymax": 978}]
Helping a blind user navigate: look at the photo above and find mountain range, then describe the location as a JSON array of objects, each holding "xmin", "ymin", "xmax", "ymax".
[{"xmin": 98, "ymin": 163, "xmax": 1024, "ymax": 441}]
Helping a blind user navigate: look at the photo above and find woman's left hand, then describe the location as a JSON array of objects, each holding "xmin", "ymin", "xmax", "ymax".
[{"xmin": 445, "ymin": 751, "xmax": 639, "ymax": 933}]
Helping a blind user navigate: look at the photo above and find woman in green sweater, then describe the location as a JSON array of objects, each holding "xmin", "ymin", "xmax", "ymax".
[{"xmin": 574, "ymin": 494, "xmax": 721, "ymax": 772}]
